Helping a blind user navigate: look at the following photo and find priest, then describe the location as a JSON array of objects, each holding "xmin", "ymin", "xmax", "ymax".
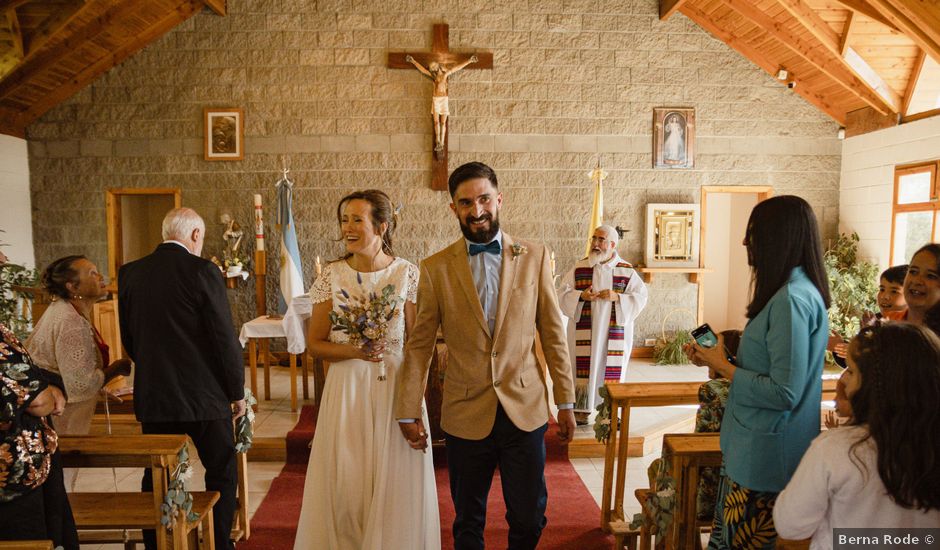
[{"xmin": 558, "ymin": 225, "xmax": 648, "ymax": 424}]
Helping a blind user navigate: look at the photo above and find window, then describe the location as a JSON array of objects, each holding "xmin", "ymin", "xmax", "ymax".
[{"xmin": 891, "ymin": 162, "xmax": 939, "ymax": 265}]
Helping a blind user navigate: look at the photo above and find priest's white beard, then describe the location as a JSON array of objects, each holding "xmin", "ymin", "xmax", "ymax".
[{"xmin": 589, "ymin": 249, "xmax": 614, "ymax": 267}]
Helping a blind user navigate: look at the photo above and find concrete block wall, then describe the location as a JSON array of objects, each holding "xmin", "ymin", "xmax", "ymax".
[
  {"xmin": 840, "ymin": 115, "xmax": 940, "ymax": 269},
  {"xmin": 26, "ymin": 0, "xmax": 841, "ymax": 341}
]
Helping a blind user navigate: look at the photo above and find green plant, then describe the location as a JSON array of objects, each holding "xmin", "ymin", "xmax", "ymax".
[
  {"xmin": 825, "ymin": 232, "xmax": 879, "ymax": 342},
  {"xmin": 0, "ymin": 250, "xmax": 39, "ymax": 340},
  {"xmin": 654, "ymin": 330, "xmax": 693, "ymax": 365}
]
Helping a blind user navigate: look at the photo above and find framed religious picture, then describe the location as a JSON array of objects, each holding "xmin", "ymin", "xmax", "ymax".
[
  {"xmin": 653, "ymin": 107, "xmax": 694, "ymax": 169},
  {"xmin": 644, "ymin": 203, "xmax": 700, "ymax": 268},
  {"xmin": 204, "ymin": 108, "xmax": 244, "ymax": 161}
]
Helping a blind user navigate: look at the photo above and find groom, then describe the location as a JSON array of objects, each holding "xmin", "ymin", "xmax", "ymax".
[{"xmin": 396, "ymin": 161, "xmax": 577, "ymax": 549}]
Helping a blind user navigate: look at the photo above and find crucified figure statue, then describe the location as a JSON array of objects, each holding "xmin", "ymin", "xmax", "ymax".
[{"xmin": 405, "ymin": 54, "xmax": 478, "ymax": 153}]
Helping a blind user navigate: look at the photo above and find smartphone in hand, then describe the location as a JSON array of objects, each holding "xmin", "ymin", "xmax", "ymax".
[
  {"xmin": 691, "ymin": 323, "xmax": 735, "ymax": 363},
  {"xmin": 691, "ymin": 323, "xmax": 719, "ymax": 348}
]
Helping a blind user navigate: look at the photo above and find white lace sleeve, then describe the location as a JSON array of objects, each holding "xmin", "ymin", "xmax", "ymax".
[
  {"xmin": 54, "ymin": 322, "xmax": 105, "ymax": 403},
  {"xmin": 406, "ymin": 262, "xmax": 419, "ymax": 304},
  {"xmin": 310, "ymin": 262, "xmax": 334, "ymax": 304}
]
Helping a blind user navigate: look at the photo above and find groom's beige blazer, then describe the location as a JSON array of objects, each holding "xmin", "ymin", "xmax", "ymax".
[{"xmin": 395, "ymin": 233, "xmax": 576, "ymax": 440}]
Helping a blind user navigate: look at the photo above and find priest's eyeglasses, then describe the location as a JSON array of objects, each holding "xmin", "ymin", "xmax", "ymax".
[{"xmin": 590, "ymin": 236, "xmax": 609, "ymax": 243}]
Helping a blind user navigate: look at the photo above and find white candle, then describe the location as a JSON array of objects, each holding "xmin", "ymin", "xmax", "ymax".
[
  {"xmin": 254, "ymin": 194, "xmax": 264, "ymax": 251},
  {"xmin": 550, "ymin": 251, "xmax": 556, "ymax": 277},
  {"xmin": 316, "ymin": 255, "xmax": 322, "ymax": 278}
]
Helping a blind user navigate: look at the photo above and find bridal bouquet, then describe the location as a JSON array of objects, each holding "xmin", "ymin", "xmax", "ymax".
[{"xmin": 329, "ymin": 272, "xmax": 402, "ymax": 381}]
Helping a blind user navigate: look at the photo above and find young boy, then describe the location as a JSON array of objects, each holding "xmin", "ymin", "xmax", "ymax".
[
  {"xmin": 832, "ymin": 264, "xmax": 909, "ymax": 367},
  {"xmin": 875, "ymin": 264, "xmax": 908, "ymax": 320}
]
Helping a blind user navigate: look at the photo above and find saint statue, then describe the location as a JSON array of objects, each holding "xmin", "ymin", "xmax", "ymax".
[
  {"xmin": 220, "ymin": 213, "xmax": 244, "ymax": 260},
  {"xmin": 405, "ymin": 54, "xmax": 478, "ymax": 154}
]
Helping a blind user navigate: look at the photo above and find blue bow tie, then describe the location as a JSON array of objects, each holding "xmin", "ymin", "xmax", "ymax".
[{"xmin": 469, "ymin": 241, "xmax": 501, "ymax": 256}]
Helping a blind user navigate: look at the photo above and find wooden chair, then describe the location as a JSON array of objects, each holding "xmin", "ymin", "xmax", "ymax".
[{"xmin": 609, "ymin": 520, "xmax": 639, "ymax": 550}]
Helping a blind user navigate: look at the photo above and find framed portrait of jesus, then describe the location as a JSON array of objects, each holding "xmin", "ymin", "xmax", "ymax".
[{"xmin": 653, "ymin": 107, "xmax": 694, "ymax": 169}]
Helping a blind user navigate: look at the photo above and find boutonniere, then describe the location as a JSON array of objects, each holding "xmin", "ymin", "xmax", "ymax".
[{"xmin": 510, "ymin": 243, "xmax": 528, "ymax": 261}]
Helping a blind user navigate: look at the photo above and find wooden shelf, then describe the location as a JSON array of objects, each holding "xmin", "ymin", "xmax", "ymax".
[{"xmin": 635, "ymin": 267, "xmax": 712, "ymax": 284}]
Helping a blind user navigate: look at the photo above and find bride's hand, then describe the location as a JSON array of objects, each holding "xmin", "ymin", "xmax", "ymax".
[{"xmin": 359, "ymin": 340, "xmax": 386, "ymax": 362}]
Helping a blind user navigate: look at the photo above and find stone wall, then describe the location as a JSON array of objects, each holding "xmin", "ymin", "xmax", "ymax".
[{"xmin": 26, "ymin": 0, "xmax": 842, "ymax": 341}]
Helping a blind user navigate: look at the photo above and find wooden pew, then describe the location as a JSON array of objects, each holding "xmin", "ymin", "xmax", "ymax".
[
  {"xmin": 76, "ymin": 419, "xmax": 252, "ymax": 542},
  {"xmin": 601, "ymin": 378, "xmax": 838, "ymax": 532},
  {"xmin": 58, "ymin": 434, "xmax": 215, "ymax": 550},
  {"xmin": 0, "ymin": 543, "xmax": 54, "ymax": 550},
  {"xmin": 70, "ymin": 492, "xmax": 218, "ymax": 550},
  {"xmin": 662, "ymin": 433, "xmax": 722, "ymax": 549}
]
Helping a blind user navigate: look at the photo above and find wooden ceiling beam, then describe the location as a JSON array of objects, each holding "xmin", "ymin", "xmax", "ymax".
[
  {"xmin": 203, "ymin": 0, "xmax": 224, "ymax": 16},
  {"xmin": 23, "ymin": 0, "xmax": 87, "ymax": 57},
  {"xmin": 831, "ymin": 0, "xmax": 900, "ymax": 31},
  {"xmin": 901, "ymin": 48, "xmax": 925, "ymax": 115},
  {"xmin": 680, "ymin": 3, "xmax": 847, "ymax": 124},
  {"xmin": 868, "ymin": 0, "xmax": 940, "ymax": 65},
  {"xmin": 10, "ymin": 0, "xmax": 204, "ymax": 130},
  {"xmin": 0, "ymin": 0, "xmax": 138, "ymax": 100},
  {"xmin": 660, "ymin": 0, "xmax": 688, "ymax": 20},
  {"xmin": 840, "ymin": 10, "xmax": 855, "ymax": 55},
  {"xmin": 0, "ymin": 0, "xmax": 32, "ymax": 11},
  {"xmin": 722, "ymin": 0, "xmax": 898, "ymax": 115},
  {"xmin": 0, "ymin": 8, "xmax": 22, "ymax": 78},
  {"xmin": 778, "ymin": 0, "xmax": 902, "ymax": 108},
  {"xmin": 0, "ymin": 104, "xmax": 25, "ymax": 137}
]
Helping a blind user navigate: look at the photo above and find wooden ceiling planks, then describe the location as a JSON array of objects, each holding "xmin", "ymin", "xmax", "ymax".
[
  {"xmin": 0, "ymin": 0, "xmax": 219, "ymax": 136},
  {"xmin": 672, "ymin": 0, "xmax": 940, "ymax": 130}
]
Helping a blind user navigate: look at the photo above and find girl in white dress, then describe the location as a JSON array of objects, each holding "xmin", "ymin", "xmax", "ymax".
[{"xmin": 293, "ymin": 190, "xmax": 440, "ymax": 550}]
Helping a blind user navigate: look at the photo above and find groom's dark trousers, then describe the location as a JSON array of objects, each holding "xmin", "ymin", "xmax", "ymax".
[{"xmin": 445, "ymin": 403, "xmax": 549, "ymax": 550}]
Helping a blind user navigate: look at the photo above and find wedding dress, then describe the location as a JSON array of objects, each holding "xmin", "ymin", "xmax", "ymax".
[{"xmin": 293, "ymin": 258, "xmax": 440, "ymax": 550}]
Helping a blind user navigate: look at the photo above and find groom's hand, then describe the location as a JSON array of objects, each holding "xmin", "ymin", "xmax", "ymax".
[
  {"xmin": 398, "ymin": 419, "xmax": 429, "ymax": 452},
  {"xmin": 556, "ymin": 409, "xmax": 576, "ymax": 444}
]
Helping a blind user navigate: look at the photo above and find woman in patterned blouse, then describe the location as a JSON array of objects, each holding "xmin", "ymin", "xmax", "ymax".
[{"xmin": 0, "ymin": 250, "xmax": 78, "ymax": 548}]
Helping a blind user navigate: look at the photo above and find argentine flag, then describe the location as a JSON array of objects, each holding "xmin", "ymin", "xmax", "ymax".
[{"xmin": 276, "ymin": 172, "xmax": 304, "ymax": 314}]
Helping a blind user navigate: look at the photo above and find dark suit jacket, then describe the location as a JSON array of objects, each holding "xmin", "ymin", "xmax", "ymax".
[{"xmin": 119, "ymin": 243, "xmax": 244, "ymax": 423}]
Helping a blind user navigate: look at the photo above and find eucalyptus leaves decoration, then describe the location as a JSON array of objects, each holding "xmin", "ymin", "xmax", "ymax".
[
  {"xmin": 235, "ymin": 388, "xmax": 257, "ymax": 454},
  {"xmin": 593, "ymin": 385, "xmax": 612, "ymax": 443},
  {"xmin": 0, "ymin": 240, "xmax": 39, "ymax": 341},
  {"xmin": 161, "ymin": 444, "xmax": 199, "ymax": 529}
]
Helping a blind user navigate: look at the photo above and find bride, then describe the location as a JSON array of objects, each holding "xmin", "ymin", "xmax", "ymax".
[{"xmin": 293, "ymin": 190, "xmax": 440, "ymax": 550}]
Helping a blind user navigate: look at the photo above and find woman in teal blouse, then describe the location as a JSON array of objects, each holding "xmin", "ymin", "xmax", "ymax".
[{"xmin": 686, "ymin": 195, "xmax": 830, "ymax": 549}]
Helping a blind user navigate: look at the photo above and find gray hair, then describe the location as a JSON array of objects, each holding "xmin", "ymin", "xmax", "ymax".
[
  {"xmin": 162, "ymin": 207, "xmax": 205, "ymax": 241},
  {"xmin": 595, "ymin": 224, "xmax": 619, "ymax": 246}
]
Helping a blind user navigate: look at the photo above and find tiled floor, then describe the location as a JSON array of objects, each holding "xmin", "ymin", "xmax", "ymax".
[{"xmin": 75, "ymin": 358, "xmax": 834, "ymax": 548}]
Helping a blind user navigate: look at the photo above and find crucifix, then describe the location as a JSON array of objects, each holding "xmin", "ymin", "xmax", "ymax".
[{"xmin": 389, "ymin": 24, "xmax": 492, "ymax": 191}]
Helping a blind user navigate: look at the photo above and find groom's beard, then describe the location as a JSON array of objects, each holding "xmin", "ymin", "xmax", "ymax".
[
  {"xmin": 589, "ymin": 249, "xmax": 613, "ymax": 267},
  {"xmin": 459, "ymin": 212, "xmax": 501, "ymax": 243}
]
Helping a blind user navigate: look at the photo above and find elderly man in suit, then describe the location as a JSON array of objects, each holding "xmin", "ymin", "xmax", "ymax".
[
  {"xmin": 119, "ymin": 207, "xmax": 245, "ymax": 550},
  {"xmin": 396, "ymin": 162, "xmax": 577, "ymax": 550}
]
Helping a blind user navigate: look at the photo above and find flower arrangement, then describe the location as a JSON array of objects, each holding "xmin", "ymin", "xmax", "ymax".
[{"xmin": 329, "ymin": 272, "xmax": 402, "ymax": 381}]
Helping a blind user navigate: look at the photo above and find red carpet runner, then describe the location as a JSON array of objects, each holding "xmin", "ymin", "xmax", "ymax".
[{"xmin": 238, "ymin": 406, "xmax": 613, "ymax": 549}]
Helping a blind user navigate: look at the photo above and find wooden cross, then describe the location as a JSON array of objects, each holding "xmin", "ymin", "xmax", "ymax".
[{"xmin": 388, "ymin": 24, "xmax": 492, "ymax": 191}]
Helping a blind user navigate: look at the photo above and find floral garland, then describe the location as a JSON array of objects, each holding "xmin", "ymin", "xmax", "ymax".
[
  {"xmin": 235, "ymin": 388, "xmax": 257, "ymax": 454},
  {"xmin": 161, "ymin": 443, "xmax": 198, "ymax": 530},
  {"xmin": 593, "ymin": 385, "xmax": 613, "ymax": 443}
]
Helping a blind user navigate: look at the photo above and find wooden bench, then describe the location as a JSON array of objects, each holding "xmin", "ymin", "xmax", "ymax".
[
  {"xmin": 601, "ymin": 378, "xmax": 838, "ymax": 532},
  {"xmin": 0, "ymin": 542, "xmax": 54, "ymax": 550},
  {"xmin": 59, "ymin": 434, "xmax": 213, "ymax": 550},
  {"xmin": 662, "ymin": 433, "xmax": 722, "ymax": 549},
  {"xmin": 72, "ymin": 421, "xmax": 252, "ymax": 543},
  {"xmin": 71, "ymin": 491, "xmax": 219, "ymax": 550}
]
